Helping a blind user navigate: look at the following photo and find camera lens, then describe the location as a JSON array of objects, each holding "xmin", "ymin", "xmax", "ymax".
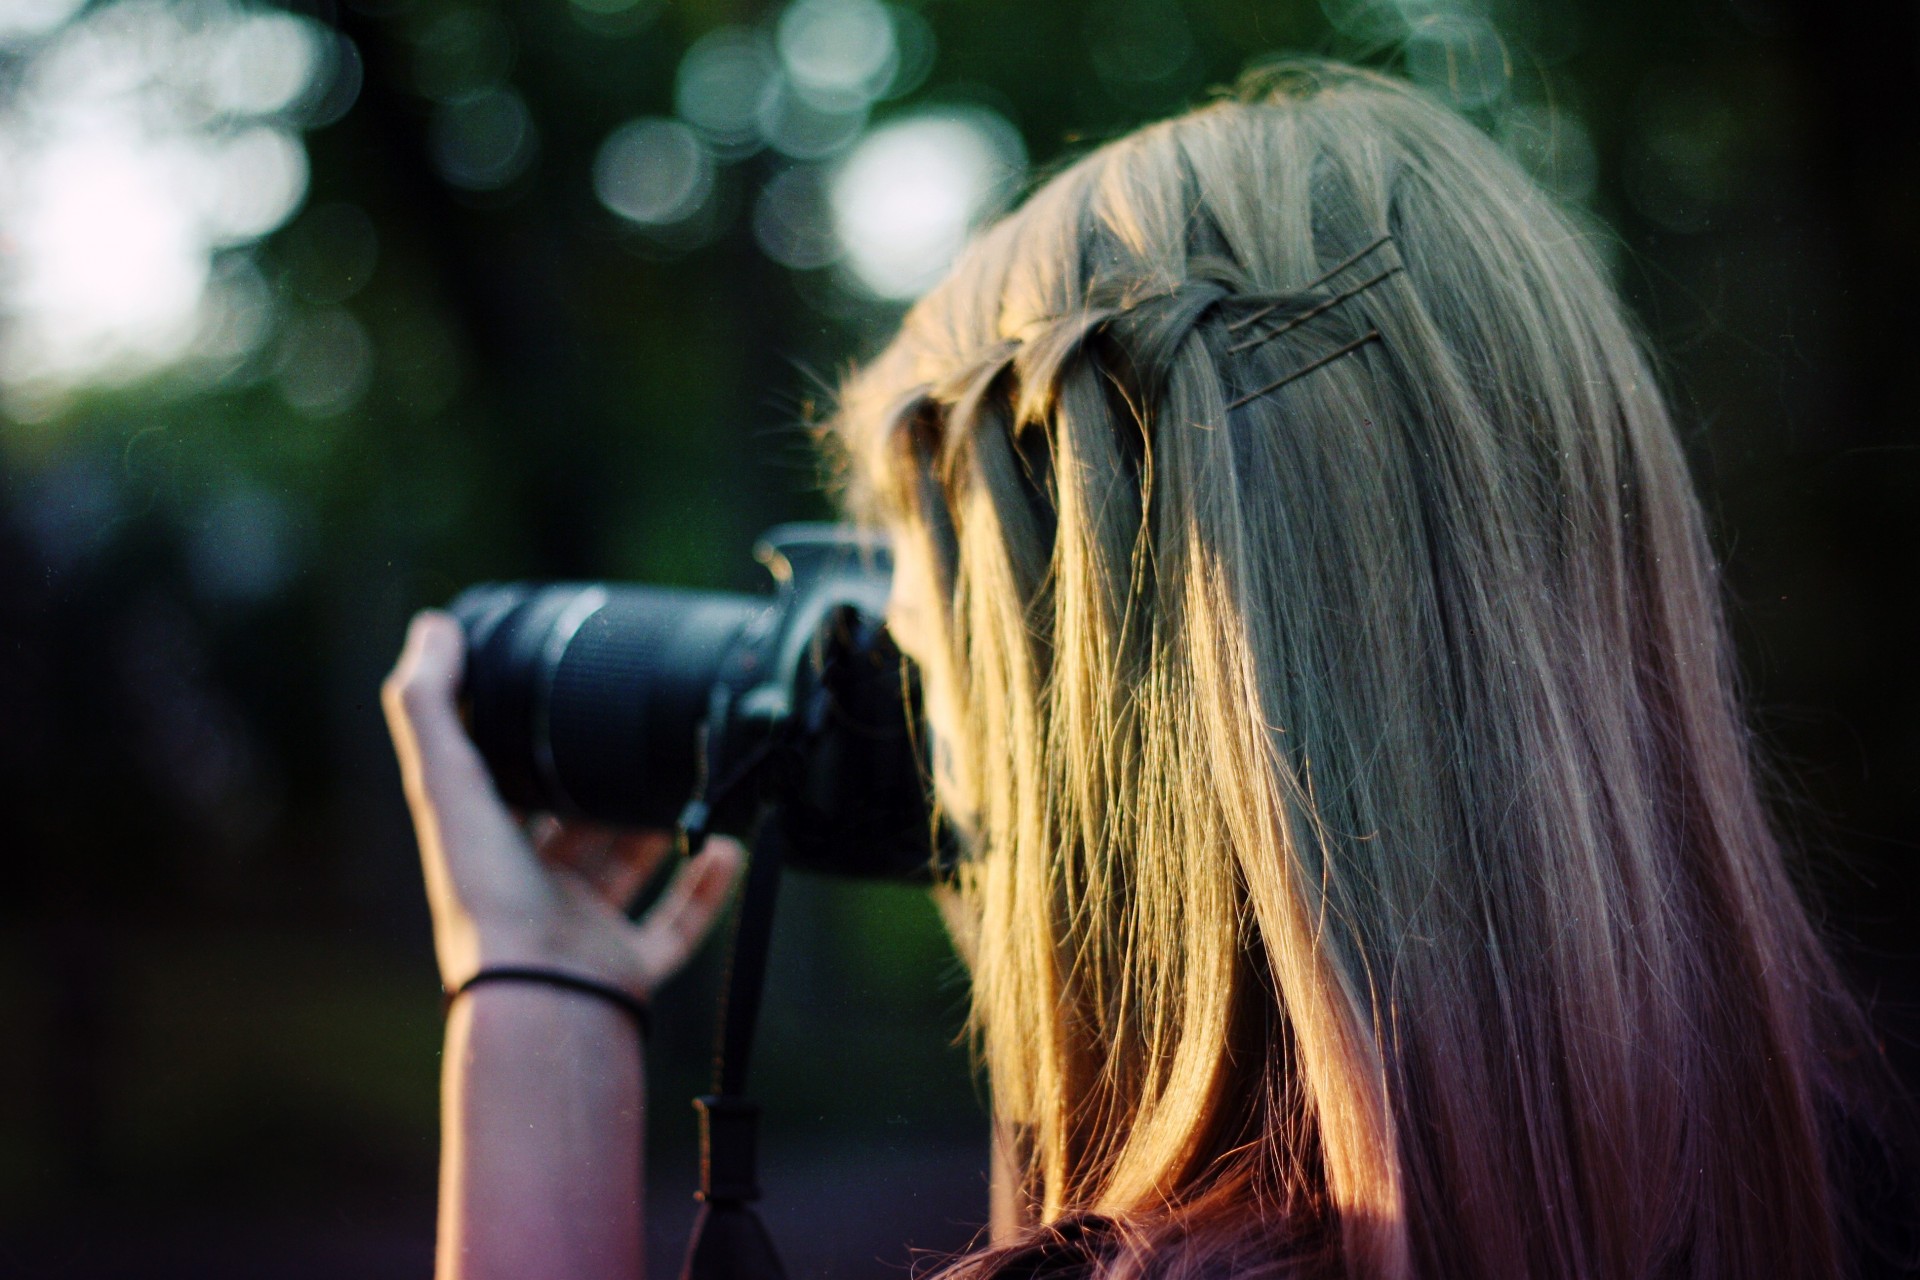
[{"xmin": 451, "ymin": 582, "xmax": 770, "ymax": 828}]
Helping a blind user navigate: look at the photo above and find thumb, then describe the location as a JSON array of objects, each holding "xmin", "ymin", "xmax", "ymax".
[
  {"xmin": 383, "ymin": 609, "xmax": 467, "ymax": 766},
  {"xmin": 383, "ymin": 610, "xmax": 514, "ymax": 853}
]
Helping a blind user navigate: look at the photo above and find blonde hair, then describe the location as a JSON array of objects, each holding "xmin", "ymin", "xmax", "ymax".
[{"xmin": 832, "ymin": 61, "xmax": 1902, "ymax": 1279}]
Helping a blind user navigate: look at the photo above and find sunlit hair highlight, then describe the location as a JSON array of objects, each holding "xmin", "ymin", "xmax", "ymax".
[{"xmin": 831, "ymin": 60, "xmax": 1902, "ymax": 1280}]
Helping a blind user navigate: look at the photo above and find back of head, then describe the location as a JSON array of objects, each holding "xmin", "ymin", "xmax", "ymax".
[{"xmin": 834, "ymin": 60, "xmax": 1904, "ymax": 1280}]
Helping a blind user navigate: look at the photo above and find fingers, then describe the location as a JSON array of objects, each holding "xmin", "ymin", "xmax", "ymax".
[
  {"xmin": 532, "ymin": 820, "xmax": 675, "ymax": 909},
  {"xmin": 604, "ymin": 830, "xmax": 675, "ymax": 908},
  {"xmin": 526, "ymin": 813, "xmax": 564, "ymax": 853},
  {"xmin": 383, "ymin": 611, "xmax": 519, "ymax": 866},
  {"xmin": 628, "ymin": 837, "xmax": 746, "ymax": 994},
  {"xmin": 532, "ymin": 817, "xmax": 609, "ymax": 866}
]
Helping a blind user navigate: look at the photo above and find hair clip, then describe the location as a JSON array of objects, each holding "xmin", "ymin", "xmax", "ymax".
[
  {"xmin": 1225, "ymin": 329, "xmax": 1381, "ymax": 411},
  {"xmin": 1225, "ymin": 264, "xmax": 1404, "ymax": 355},
  {"xmin": 1225, "ymin": 233, "xmax": 1396, "ymax": 335}
]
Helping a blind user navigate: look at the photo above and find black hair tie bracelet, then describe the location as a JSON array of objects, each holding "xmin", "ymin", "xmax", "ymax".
[{"xmin": 444, "ymin": 966, "xmax": 651, "ymax": 1040}]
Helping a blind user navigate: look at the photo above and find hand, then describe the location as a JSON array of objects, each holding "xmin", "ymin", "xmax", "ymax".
[{"xmin": 383, "ymin": 610, "xmax": 744, "ymax": 1000}]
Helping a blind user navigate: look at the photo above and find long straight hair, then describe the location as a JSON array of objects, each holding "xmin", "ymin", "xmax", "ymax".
[{"xmin": 832, "ymin": 61, "xmax": 1906, "ymax": 1279}]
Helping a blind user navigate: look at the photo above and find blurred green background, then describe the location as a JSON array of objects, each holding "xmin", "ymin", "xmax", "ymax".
[{"xmin": 0, "ymin": 0, "xmax": 1914, "ymax": 1274}]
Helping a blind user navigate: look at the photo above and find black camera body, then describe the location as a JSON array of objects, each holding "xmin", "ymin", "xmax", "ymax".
[{"xmin": 449, "ymin": 524, "xmax": 940, "ymax": 879}]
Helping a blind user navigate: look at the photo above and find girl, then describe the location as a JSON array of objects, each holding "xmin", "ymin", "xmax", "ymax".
[{"xmin": 385, "ymin": 60, "xmax": 1916, "ymax": 1279}]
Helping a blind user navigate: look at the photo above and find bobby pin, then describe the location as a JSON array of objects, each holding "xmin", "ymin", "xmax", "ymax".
[
  {"xmin": 1225, "ymin": 264, "xmax": 1404, "ymax": 355},
  {"xmin": 1225, "ymin": 329, "xmax": 1380, "ymax": 411},
  {"xmin": 1225, "ymin": 233, "xmax": 1396, "ymax": 334}
]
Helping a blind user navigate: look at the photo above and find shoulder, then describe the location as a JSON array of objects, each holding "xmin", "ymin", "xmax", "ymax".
[
  {"xmin": 933, "ymin": 1214, "xmax": 1117, "ymax": 1280},
  {"xmin": 930, "ymin": 1213, "xmax": 1338, "ymax": 1280}
]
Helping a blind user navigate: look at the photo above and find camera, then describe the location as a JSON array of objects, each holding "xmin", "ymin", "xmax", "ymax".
[{"xmin": 448, "ymin": 524, "xmax": 942, "ymax": 880}]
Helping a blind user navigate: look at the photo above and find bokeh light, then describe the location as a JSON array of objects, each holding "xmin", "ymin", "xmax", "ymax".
[
  {"xmin": 829, "ymin": 108, "xmax": 1025, "ymax": 301},
  {"xmin": 777, "ymin": 0, "xmax": 897, "ymax": 111},
  {"xmin": 1404, "ymin": 11, "xmax": 1511, "ymax": 111},
  {"xmin": 282, "ymin": 203, "xmax": 381, "ymax": 307},
  {"xmin": 759, "ymin": 80, "xmax": 867, "ymax": 160},
  {"xmin": 616, "ymin": 0, "xmax": 949, "ymax": 266},
  {"xmin": 201, "ymin": 128, "xmax": 311, "ymax": 242},
  {"xmin": 675, "ymin": 26, "xmax": 780, "ymax": 155},
  {"xmin": 0, "ymin": 0, "xmax": 346, "ymax": 415},
  {"xmin": 429, "ymin": 86, "xmax": 538, "ymax": 191},
  {"xmin": 1624, "ymin": 69, "xmax": 1742, "ymax": 234},
  {"xmin": 1504, "ymin": 0, "xmax": 1584, "ymax": 65},
  {"xmin": 1088, "ymin": 0, "xmax": 1197, "ymax": 90},
  {"xmin": 884, "ymin": 4, "xmax": 937, "ymax": 100},
  {"xmin": 186, "ymin": 484, "xmax": 296, "ymax": 602},
  {"xmin": 204, "ymin": 9, "xmax": 326, "ymax": 115},
  {"xmin": 273, "ymin": 305, "xmax": 374, "ymax": 418},
  {"xmin": 2, "ymin": 128, "xmax": 214, "ymax": 393},
  {"xmin": 568, "ymin": 0, "xmax": 663, "ymax": 38},
  {"xmin": 1319, "ymin": 0, "xmax": 1411, "ymax": 47},
  {"xmin": 1499, "ymin": 103, "xmax": 1598, "ymax": 204},
  {"xmin": 194, "ymin": 254, "xmax": 277, "ymax": 372},
  {"xmin": 753, "ymin": 164, "xmax": 840, "ymax": 270},
  {"xmin": 593, "ymin": 117, "xmax": 715, "ymax": 226},
  {"xmin": 413, "ymin": 9, "xmax": 515, "ymax": 104},
  {"xmin": 16, "ymin": 451, "xmax": 120, "ymax": 572},
  {"xmin": 0, "ymin": 0, "xmax": 87, "ymax": 44}
]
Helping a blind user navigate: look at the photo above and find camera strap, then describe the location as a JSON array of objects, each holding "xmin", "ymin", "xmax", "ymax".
[{"xmin": 679, "ymin": 807, "xmax": 789, "ymax": 1280}]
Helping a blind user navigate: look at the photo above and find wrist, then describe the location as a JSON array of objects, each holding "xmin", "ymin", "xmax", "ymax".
[
  {"xmin": 437, "ymin": 913, "xmax": 646, "ymax": 1001},
  {"xmin": 447, "ymin": 966, "xmax": 652, "ymax": 1041}
]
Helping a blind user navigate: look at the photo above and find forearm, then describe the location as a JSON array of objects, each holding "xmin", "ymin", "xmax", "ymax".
[{"xmin": 438, "ymin": 985, "xmax": 646, "ymax": 1280}]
